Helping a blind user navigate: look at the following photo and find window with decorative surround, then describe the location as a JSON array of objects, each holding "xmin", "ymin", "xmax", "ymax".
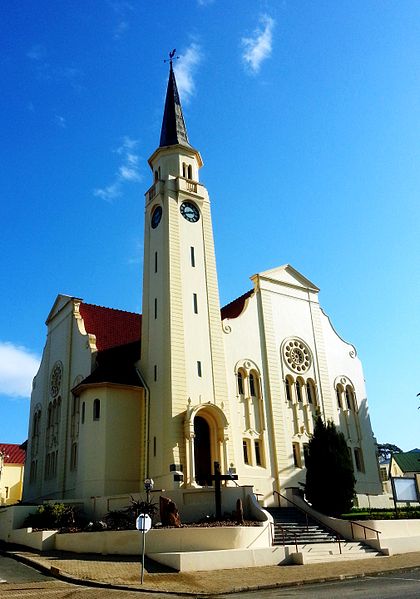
[{"xmin": 235, "ymin": 361, "xmax": 266, "ymax": 468}]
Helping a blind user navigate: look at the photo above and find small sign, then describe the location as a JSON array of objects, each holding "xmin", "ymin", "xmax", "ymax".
[
  {"xmin": 391, "ymin": 477, "xmax": 419, "ymax": 503},
  {"xmin": 136, "ymin": 513, "xmax": 152, "ymax": 532}
]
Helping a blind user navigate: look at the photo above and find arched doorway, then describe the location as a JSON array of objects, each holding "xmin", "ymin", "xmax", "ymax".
[{"xmin": 194, "ymin": 416, "xmax": 212, "ymax": 485}]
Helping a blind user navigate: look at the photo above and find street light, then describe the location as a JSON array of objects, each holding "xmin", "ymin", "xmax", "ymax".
[{"xmin": 144, "ymin": 478, "xmax": 154, "ymax": 504}]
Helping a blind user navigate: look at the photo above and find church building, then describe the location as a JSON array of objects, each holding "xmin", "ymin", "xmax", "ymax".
[{"xmin": 23, "ymin": 63, "xmax": 382, "ymax": 507}]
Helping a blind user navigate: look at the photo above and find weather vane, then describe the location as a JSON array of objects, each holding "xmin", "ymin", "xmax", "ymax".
[{"xmin": 164, "ymin": 49, "xmax": 179, "ymax": 65}]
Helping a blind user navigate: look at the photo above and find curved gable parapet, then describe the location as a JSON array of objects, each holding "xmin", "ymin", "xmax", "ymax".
[
  {"xmin": 76, "ymin": 301, "xmax": 141, "ymax": 352},
  {"xmin": 320, "ymin": 306, "xmax": 357, "ymax": 358},
  {"xmin": 74, "ymin": 301, "xmax": 98, "ymax": 352},
  {"xmin": 220, "ymin": 289, "xmax": 254, "ymax": 321}
]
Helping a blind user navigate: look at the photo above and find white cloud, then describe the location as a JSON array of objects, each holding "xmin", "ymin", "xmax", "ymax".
[
  {"xmin": 241, "ymin": 15, "xmax": 275, "ymax": 74},
  {"xmin": 26, "ymin": 44, "xmax": 46, "ymax": 61},
  {"xmin": 107, "ymin": 1, "xmax": 134, "ymax": 39},
  {"xmin": 0, "ymin": 342, "xmax": 40, "ymax": 399},
  {"xmin": 54, "ymin": 114, "xmax": 66, "ymax": 128},
  {"xmin": 94, "ymin": 136, "xmax": 142, "ymax": 202},
  {"xmin": 26, "ymin": 45, "xmax": 82, "ymax": 90},
  {"xmin": 197, "ymin": 0, "xmax": 215, "ymax": 5},
  {"xmin": 94, "ymin": 182, "xmax": 121, "ymax": 201},
  {"xmin": 174, "ymin": 43, "xmax": 203, "ymax": 103}
]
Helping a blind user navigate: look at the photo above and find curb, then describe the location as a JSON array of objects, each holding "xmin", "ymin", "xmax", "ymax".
[{"xmin": 1, "ymin": 546, "xmax": 420, "ymax": 596}]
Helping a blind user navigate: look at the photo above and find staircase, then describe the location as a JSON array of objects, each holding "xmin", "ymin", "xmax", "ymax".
[{"xmin": 267, "ymin": 507, "xmax": 382, "ymax": 564}]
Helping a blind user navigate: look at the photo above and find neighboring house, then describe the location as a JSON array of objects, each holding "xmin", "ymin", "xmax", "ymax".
[
  {"xmin": 390, "ymin": 450, "xmax": 420, "ymax": 496},
  {"xmin": 378, "ymin": 458, "xmax": 392, "ymax": 495},
  {"xmin": 0, "ymin": 444, "xmax": 26, "ymax": 505},
  {"xmin": 22, "ymin": 62, "xmax": 382, "ymax": 507}
]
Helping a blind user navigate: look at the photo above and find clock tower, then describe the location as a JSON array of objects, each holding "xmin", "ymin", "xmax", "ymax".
[{"xmin": 140, "ymin": 62, "xmax": 231, "ymax": 490}]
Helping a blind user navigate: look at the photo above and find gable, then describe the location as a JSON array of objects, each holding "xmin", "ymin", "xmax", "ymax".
[
  {"xmin": 393, "ymin": 451, "xmax": 420, "ymax": 474},
  {"xmin": 46, "ymin": 294, "xmax": 79, "ymax": 324},
  {"xmin": 255, "ymin": 264, "xmax": 320, "ymax": 292}
]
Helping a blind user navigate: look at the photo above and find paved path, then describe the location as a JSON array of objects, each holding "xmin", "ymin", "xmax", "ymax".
[{"xmin": 2, "ymin": 546, "xmax": 420, "ymax": 595}]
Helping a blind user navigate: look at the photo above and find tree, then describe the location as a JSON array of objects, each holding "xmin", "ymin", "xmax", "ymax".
[
  {"xmin": 377, "ymin": 443, "xmax": 402, "ymax": 462},
  {"xmin": 304, "ymin": 416, "xmax": 356, "ymax": 516}
]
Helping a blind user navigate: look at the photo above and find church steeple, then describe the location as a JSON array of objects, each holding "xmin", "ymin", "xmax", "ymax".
[{"xmin": 159, "ymin": 62, "xmax": 191, "ymax": 148}]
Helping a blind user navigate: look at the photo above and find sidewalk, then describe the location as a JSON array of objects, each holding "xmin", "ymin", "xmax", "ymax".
[{"xmin": 3, "ymin": 546, "xmax": 420, "ymax": 595}]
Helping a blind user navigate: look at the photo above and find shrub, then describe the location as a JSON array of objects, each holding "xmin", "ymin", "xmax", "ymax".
[
  {"xmin": 304, "ymin": 417, "xmax": 356, "ymax": 516},
  {"xmin": 24, "ymin": 503, "xmax": 84, "ymax": 531}
]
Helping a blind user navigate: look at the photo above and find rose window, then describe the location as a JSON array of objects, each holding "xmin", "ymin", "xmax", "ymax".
[{"xmin": 284, "ymin": 340, "xmax": 311, "ymax": 373}]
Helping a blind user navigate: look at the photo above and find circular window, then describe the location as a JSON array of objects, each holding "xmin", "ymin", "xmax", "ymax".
[
  {"xmin": 283, "ymin": 340, "xmax": 311, "ymax": 373},
  {"xmin": 151, "ymin": 205, "xmax": 162, "ymax": 229}
]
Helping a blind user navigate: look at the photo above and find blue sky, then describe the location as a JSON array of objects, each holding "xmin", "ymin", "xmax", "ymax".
[{"xmin": 1, "ymin": 1, "xmax": 419, "ymax": 451}]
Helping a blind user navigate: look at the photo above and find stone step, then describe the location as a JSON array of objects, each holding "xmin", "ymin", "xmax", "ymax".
[
  {"xmin": 297, "ymin": 541, "xmax": 381, "ymax": 563},
  {"xmin": 302, "ymin": 551, "xmax": 382, "ymax": 564}
]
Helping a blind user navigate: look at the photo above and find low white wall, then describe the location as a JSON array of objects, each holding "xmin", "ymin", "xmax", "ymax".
[
  {"xmin": 356, "ymin": 493, "xmax": 394, "ymax": 509},
  {"xmin": 8, "ymin": 528, "xmax": 56, "ymax": 551},
  {"xmin": 0, "ymin": 506, "xmax": 39, "ymax": 542},
  {"xmin": 56, "ymin": 522, "xmax": 271, "ymax": 555},
  {"xmin": 149, "ymin": 546, "xmax": 292, "ymax": 572}
]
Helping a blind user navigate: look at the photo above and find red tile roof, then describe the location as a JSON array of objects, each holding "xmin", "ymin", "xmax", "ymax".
[
  {"xmin": 79, "ymin": 303, "xmax": 142, "ymax": 351},
  {"xmin": 0, "ymin": 443, "xmax": 26, "ymax": 465},
  {"xmin": 220, "ymin": 290, "xmax": 254, "ymax": 320}
]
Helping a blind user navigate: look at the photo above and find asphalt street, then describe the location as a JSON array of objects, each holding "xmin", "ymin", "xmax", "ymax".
[{"xmin": 214, "ymin": 568, "xmax": 420, "ymax": 599}]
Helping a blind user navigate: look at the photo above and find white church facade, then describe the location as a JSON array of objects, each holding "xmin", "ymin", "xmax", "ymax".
[{"xmin": 23, "ymin": 63, "xmax": 382, "ymax": 507}]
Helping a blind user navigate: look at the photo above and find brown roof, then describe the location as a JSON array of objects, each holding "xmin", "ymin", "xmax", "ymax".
[
  {"xmin": 79, "ymin": 303, "xmax": 142, "ymax": 351},
  {"xmin": 74, "ymin": 341, "xmax": 143, "ymax": 393},
  {"xmin": 0, "ymin": 443, "xmax": 26, "ymax": 465},
  {"xmin": 221, "ymin": 290, "xmax": 254, "ymax": 320}
]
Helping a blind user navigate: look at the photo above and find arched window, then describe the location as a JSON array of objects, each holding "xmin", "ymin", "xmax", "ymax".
[
  {"xmin": 47, "ymin": 402, "xmax": 53, "ymax": 428},
  {"xmin": 182, "ymin": 162, "xmax": 187, "ymax": 178},
  {"xmin": 81, "ymin": 401, "xmax": 85, "ymax": 424},
  {"xmin": 345, "ymin": 387, "xmax": 356, "ymax": 411},
  {"xmin": 306, "ymin": 380, "xmax": 316, "ymax": 405},
  {"xmin": 93, "ymin": 398, "xmax": 101, "ymax": 421},
  {"xmin": 70, "ymin": 442, "xmax": 78, "ymax": 471},
  {"xmin": 336, "ymin": 385, "xmax": 344, "ymax": 409},
  {"xmin": 31, "ymin": 408, "xmax": 41, "ymax": 456},
  {"xmin": 237, "ymin": 371, "xmax": 244, "ymax": 395},
  {"xmin": 154, "ymin": 170, "xmax": 158, "ymax": 181},
  {"xmin": 187, "ymin": 164, "xmax": 193, "ymax": 179},
  {"xmin": 249, "ymin": 373, "xmax": 256, "ymax": 397},
  {"xmin": 296, "ymin": 379, "xmax": 303, "ymax": 402},
  {"xmin": 285, "ymin": 377, "xmax": 293, "ymax": 402}
]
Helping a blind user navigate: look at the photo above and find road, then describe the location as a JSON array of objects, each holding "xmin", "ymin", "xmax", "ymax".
[
  {"xmin": 0, "ymin": 555, "xmax": 175, "ymax": 598},
  {"xmin": 214, "ymin": 569, "xmax": 420, "ymax": 599}
]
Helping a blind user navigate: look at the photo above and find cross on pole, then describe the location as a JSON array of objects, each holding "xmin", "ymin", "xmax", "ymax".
[{"xmin": 211, "ymin": 461, "xmax": 238, "ymax": 519}]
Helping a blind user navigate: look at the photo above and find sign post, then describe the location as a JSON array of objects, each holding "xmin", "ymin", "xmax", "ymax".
[
  {"xmin": 137, "ymin": 477, "xmax": 154, "ymax": 584},
  {"xmin": 136, "ymin": 513, "xmax": 152, "ymax": 584}
]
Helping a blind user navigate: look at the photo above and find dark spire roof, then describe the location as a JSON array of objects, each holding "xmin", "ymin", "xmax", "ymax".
[{"xmin": 159, "ymin": 62, "xmax": 191, "ymax": 148}]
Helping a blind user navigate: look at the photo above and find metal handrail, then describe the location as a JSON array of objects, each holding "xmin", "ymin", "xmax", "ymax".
[
  {"xmin": 273, "ymin": 491, "xmax": 343, "ymax": 554},
  {"xmin": 349, "ymin": 520, "xmax": 381, "ymax": 543},
  {"xmin": 269, "ymin": 518, "xmax": 299, "ymax": 552}
]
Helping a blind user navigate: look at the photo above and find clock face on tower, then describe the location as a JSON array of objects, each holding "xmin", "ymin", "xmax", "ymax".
[
  {"xmin": 151, "ymin": 205, "xmax": 162, "ymax": 229},
  {"xmin": 180, "ymin": 201, "xmax": 200, "ymax": 223}
]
